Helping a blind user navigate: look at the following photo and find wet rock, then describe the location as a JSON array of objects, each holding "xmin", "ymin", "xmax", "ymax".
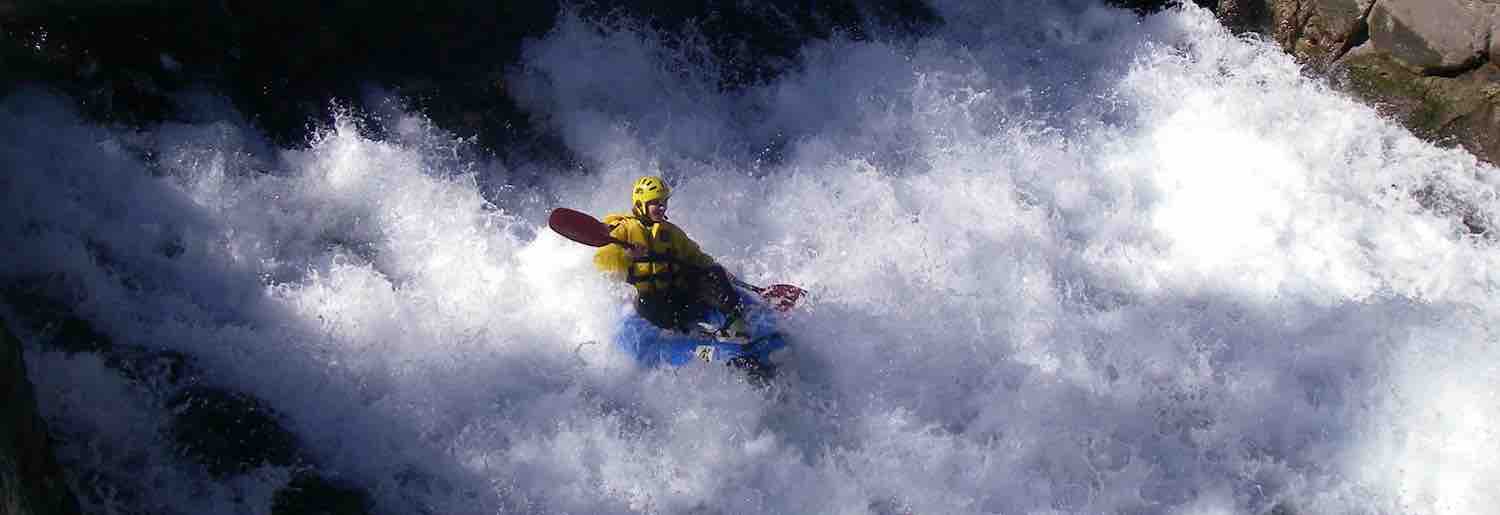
[
  {"xmin": 3, "ymin": 0, "xmax": 941, "ymax": 171},
  {"xmin": 271, "ymin": 471, "xmax": 374, "ymax": 515},
  {"xmin": 1271, "ymin": 0, "xmax": 1373, "ymax": 72},
  {"xmin": 0, "ymin": 277, "xmax": 74, "ymax": 331},
  {"xmin": 0, "ymin": 282, "xmax": 118, "ymax": 355},
  {"xmin": 579, "ymin": 0, "xmax": 939, "ymax": 86},
  {"xmin": 44, "ymin": 316, "xmax": 113, "ymax": 355},
  {"xmin": 103, "ymin": 344, "xmax": 193, "ymax": 388},
  {"xmin": 1367, "ymin": 0, "xmax": 1491, "ymax": 76},
  {"xmin": 0, "ymin": 0, "xmax": 559, "ymax": 155},
  {"xmin": 2, "ymin": 319, "xmax": 83, "ymax": 515},
  {"xmin": 1216, "ymin": 0, "xmax": 1272, "ymax": 33},
  {"xmin": 4, "ymin": 277, "xmax": 197, "ymax": 387},
  {"xmin": 1198, "ymin": 0, "xmax": 1500, "ymax": 166},
  {"xmin": 0, "ymin": 285, "xmax": 116, "ymax": 355},
  {"xmin": 167, "ymin": 386, "xmax": 304, "ymax": 478},
  {"xmin": 1335, "ymin": 49, "xmax": 1500, "ymax": 163}
]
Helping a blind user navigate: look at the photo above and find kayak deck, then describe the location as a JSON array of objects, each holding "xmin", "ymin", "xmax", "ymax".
[{"xmin": 614, "ymin": 290, "xmax": 788, "ymax": 368}]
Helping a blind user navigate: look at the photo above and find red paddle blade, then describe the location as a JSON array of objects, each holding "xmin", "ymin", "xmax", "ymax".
[
  {"xmin": 548, "ymin": 208, "xmax": 613, "ymax": 247},
  {"xmin": 760, "ymin": 284, "xmax": 806, "ymax": 312}
]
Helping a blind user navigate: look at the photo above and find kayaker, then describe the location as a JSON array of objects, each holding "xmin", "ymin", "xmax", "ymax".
[{"xmin": 593, "ymin": 176, "xmax": 749, "ymax": 338}]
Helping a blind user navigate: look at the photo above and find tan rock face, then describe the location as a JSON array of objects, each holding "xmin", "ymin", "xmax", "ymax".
[
  {"xmin": 1368, "ymin": 0, "xmax": 1490, "ymax": 75},
  {"xmin": 1230, "ymin": 0, "xmax": 1500, "ymax": 165},
  {"xmin": 1490, "ymin": 3, "xmax": 1500, "ymax": 66}
]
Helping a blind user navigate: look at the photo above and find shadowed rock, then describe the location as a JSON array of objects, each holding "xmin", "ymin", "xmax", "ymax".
[
  {"xmin": 167, "ymin": 386, "xmax": 304, "ymax": 478},
  {"xmin": 271, "ymin": 471, "xmax": 374, "ymax": 515},
  {"xmin": 43, "ymin": 316, "xmax": 113, "ymax": 355},
  {"xmin": 1217, "ymin": 0, "xmax": 1271, "ymax": 33},
  {"xmin": 1, "ymin": 0, "xmax": 938, "ymax": 173},
  {"xmin": 2, "ymin": 320, "xmax": 82, "ymax": 515},
  {"xmin": 2, "ymin": 278, "xmax": 380, "ymax": 512}
]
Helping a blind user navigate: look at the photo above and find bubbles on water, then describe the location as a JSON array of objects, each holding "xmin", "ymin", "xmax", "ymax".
[{"xmin": 5, "ymin": 1, "xmax": 1500, "ymax": 514}]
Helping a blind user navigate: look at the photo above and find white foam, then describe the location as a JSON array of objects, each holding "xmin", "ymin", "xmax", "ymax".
[{"xmin": 5, "ymin": 1, "xmax": 1499, "ymax": 513}]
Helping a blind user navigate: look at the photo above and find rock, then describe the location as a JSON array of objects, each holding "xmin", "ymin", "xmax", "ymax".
[
  {"xmin": 0, "ymin": 285, "xmax": 115, "ymax": 355},
  {"xmin": 1409, "ymin": 65, "xmax": 1500, "ymax": 165},
  {"xmin": 1367, "ymin": 0, "xmax": 1491, "ymax": 76},
  {"xmin": 103, "ymin": 344, "xmax": 192, "ymax": 388},
  {"xmin": 4, "ymin": 0, "xmax": 944, "ymax": 169},
  {"xmin": 0, "ymin": 278, "xmax": 74, "ymax": 332},
  {"xmin": 167, "ymin": 386, "xmax": 304, "ymax": 478},
  {"xmin": 1336, "ymin": 49, "xmax": 1500, "ymax": 163},
  {"xmin": 1217, "ymin": 0, "xmax": 1272, "ymax": 33},
  {"xmin": 1268, "ymin": 0, "xmax": 1373, "ymax": 72},
  {"xmin": 1200, "ymin": 1, "xmax": 1500, "ymax": 166},
  {"xmin": 271, "ymin": 471, "xmax": 374, "ymax": 515},
  {"xmin": 1, "ymin": 320, "xmax": 83, "ymax": 515},
  {"xmin": 3, "ymin": 277, "xmax": 198, "ymax": 388},
  {"xmin": 1492, "ymin": 6, "xmax": 1500, "ymax": 67},
  {"xmin": 44, "ymin": 316, "xmax": 113, "ymax": 355}
]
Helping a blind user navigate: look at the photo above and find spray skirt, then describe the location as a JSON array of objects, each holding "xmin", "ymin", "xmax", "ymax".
[{"xmin": 614, "ymin": 289, "xmax": 788, "ymax": 368}]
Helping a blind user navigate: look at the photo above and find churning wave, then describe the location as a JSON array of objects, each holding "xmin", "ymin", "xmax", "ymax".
[{"xmin": 3, "ymin": 1, "xmax": 1498, "ymax": 513}]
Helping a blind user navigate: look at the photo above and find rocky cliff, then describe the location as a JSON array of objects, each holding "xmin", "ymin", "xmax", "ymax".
[
  {"xmin": 1, "ymin": 320, "xmax": 80, "ymax": 515},
  {"xmin": 1213, "ymin": 0, "xmax": 1500, "ymax": 165}
]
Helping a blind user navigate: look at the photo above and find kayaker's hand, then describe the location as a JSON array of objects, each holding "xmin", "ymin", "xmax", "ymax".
[
  {"xmin": 610, "ymin": 238, "xmax": 647, "ymax": 258},
  {"xmin": 627, "ymin": 244, "xmax": 647, "ymax": 258}
]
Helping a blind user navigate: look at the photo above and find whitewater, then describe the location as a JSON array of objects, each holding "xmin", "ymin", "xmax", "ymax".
[{"xmin": 4, "ymin": 1, "xmax": 1499, "ymax": 514}]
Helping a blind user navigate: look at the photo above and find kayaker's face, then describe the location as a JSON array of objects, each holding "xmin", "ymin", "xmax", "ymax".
[{"xmin": 646, "ymin": 199, "xmax": 668, "ymax": 222}]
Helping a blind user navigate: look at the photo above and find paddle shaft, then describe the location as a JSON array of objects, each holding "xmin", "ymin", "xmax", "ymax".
[
  {"xmin": 549, "ymin": 207, "xmax": 803, "ymax": 307},
  {"xmin": 731, "ymin": 277, "xmax": 765, "ymax": 293}
]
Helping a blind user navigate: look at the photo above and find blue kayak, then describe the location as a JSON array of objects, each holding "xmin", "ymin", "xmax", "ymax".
[{"xmin": 614, "ymin": 289, "xmax": 788, "ymax": 370}]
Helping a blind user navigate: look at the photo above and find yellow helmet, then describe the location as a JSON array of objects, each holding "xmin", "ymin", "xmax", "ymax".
[{"xmin": 631, "ymin": 176, "xmax": 671, "ymax": 214}]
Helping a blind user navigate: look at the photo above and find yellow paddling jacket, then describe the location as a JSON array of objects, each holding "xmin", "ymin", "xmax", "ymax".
[{"xmin": 593, "ymin": 214, "xmax": 718, "ymax": 295}]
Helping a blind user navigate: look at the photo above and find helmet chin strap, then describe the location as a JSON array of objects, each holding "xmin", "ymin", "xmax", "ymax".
[{"xmin": 634, "ymin": 201, "xmax": 668, "ymax": 222}]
